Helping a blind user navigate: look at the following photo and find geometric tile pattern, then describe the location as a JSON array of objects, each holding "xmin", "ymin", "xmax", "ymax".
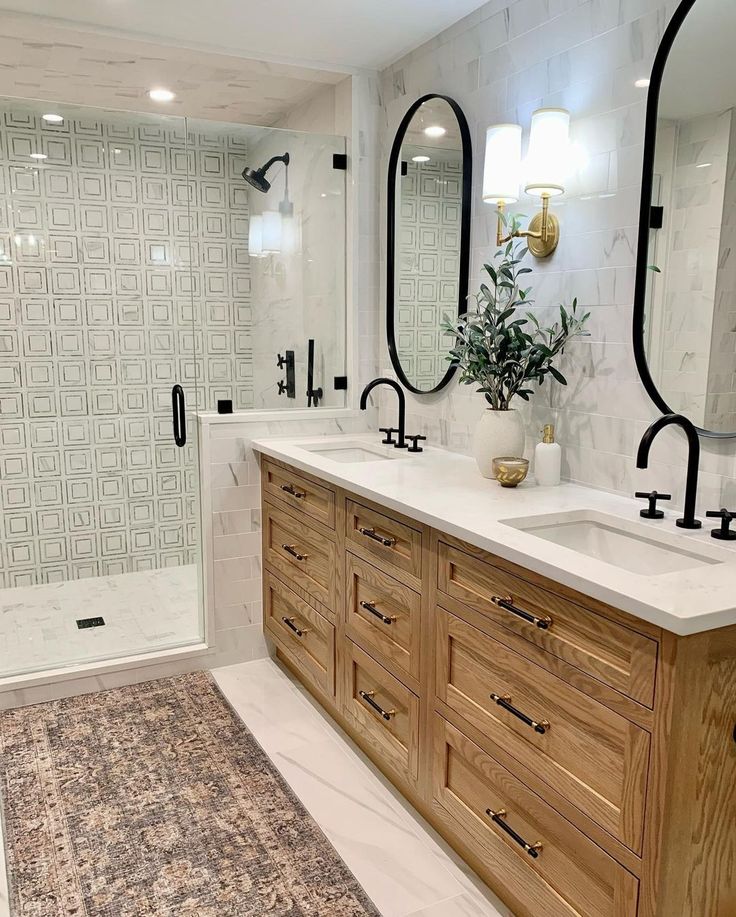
[
  {"xmin": 0, "ymin": 103, "xmax": 254, "ymax": 587},
  {"xmin": 396, "ymin": 158, "xmax": 461, "ymax": 390}
]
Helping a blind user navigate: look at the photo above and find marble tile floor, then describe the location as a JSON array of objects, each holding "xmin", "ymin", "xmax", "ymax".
[
  {"xmin": 212, "ymin": 658, "xmax": 512, "ymax": 917},
  {"xmin": 0, "ymin": 656, "xmax": 512, "ymax": 916},
  {"xmin": 0, "ymin": 565, "xmax": 201, "ymax": 679}
]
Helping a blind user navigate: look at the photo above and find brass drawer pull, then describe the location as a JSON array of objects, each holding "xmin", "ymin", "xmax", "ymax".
[
  {"xmin": 358, "ymin": 690, "xmax": 395, "ymax": 721},
  {"xmin": 281, "ymin": 483, "xmax": 306, "ymax": 499},
  {"xmin": 281, "ymin": 616, "xmax": 307, "ymax": 638},
  {"xmin": 485, "ymin": 808, "xmax": 543, "ymax": 859},
  {"xmin": 282, "ymin": 543, "xmax": 308, "ymax": 562},
  {"xmin": 359, "ymin": 600, "xmax": 396, "ymax": 626},
  {"xmin": 358, "ymin": 526, "xmax": 397, "ymax": 548},
  {"xmin": 492, "ymin": 594, "xmax": 552, "ymax": 630},
  {"xmin": 491, "ymin": 693, "xmax": 550, "ymax": 735}
]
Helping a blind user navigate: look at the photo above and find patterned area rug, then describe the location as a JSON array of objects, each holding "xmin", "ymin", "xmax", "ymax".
[{"xmin": 0, "ymin": 672, "xmax": 380, "ymax": 916}]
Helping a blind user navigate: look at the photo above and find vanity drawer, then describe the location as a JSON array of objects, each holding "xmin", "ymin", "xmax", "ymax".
[
  {"xmin": 433, "ymin": 716, "xmax": 640, "ymax": 917},
  {"xmin": 262, "ymin": 459, "xmax": 336, "ymax": 529},
  {"xmin": 264, "ymin": 571, "xmax": 335, "ymax": 698},
  {"xmin": 346, "ymin": 552, "xmax": 421, "ymax": 682},
  {"xmin": 436, "ymin": 607, "xmax": 649, "ymax": 853},
  {"xmin": 263, "ymin": 502, "xmax": 337, "ymax": 611},
  {"xmin": 437, "ymin": 540, "xmax": 658, "ymax": 708},
  {"xmin": 342, "ymin": 640, "xmax": 420, "ymax": 785},
  {"xmin": 346, "ymin": 499, "xmax": 422, "ymax": 586}
]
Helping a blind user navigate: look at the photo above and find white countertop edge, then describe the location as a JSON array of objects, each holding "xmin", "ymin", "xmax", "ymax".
[
  {"xmin": 252, "ymin": 435, "xmax": 736, "ymax": 637},
  {"xmin": 197, "ymin": 408, "xmax": 362, "ymax": 426}
]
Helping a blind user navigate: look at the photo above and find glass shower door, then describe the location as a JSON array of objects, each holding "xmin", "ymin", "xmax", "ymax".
[{"xmin": 0, "ymin": 100, "xmax": 205, "ymax": 678}]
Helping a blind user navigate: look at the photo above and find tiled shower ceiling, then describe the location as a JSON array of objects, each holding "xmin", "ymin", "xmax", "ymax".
[{"xmin": 0, "ymin": 13, "xmax": 343, "ymax": 124}]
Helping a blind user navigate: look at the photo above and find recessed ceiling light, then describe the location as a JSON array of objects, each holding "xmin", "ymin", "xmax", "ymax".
[
  {"xmin": 42, "ymin": 113, "xmax": 63, "ymax": 123},
  {"xmin": 29, "ymin": 152, "xmax": 47, "ymax": 160},
  {"xmin": 635, "ymin": 78, "xmax": 651, "ymax": 88},
  {"xmin": 424, "ymin": 125, "xmax": 446, "ymax": 138},
  {"xmin": 696, "ymin": 162, "xmax": 712, "ymax": 169},
  {"xmin": 412, "ymin": 155, "xmax": 431, "ymax": 163},
  {"xmin": 149, "ymin": 87, "xmax": 175, "ymax": 102}
]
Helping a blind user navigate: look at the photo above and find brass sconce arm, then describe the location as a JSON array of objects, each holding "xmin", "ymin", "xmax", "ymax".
[{"xmin": 496, "ymin": 194, "xmax": 559, "ymax": 258}]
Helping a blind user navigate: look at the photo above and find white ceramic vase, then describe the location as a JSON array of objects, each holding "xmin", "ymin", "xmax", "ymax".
[{"xmin": 473, "ymin": 408, "xmax": 525, "ymax": 479}]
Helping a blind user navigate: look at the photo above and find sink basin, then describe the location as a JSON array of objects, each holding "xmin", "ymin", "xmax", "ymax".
[
  {"xmin": 502, "ymin": 509, "xmax": 724, "ymax": 575},
  {"xmin": 298, "ymin": 441, "xmax": 398, "ymax": 463}
]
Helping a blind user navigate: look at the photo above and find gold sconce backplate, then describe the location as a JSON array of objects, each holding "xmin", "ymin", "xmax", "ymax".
[{"xmin": 527, "ymin": 211, "xmax": 560, "ymax": 258}]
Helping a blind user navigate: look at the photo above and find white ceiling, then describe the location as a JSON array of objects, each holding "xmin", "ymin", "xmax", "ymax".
[{"xmin": 0, "ymin": 0, "xmax": 487, "ymax": 72}]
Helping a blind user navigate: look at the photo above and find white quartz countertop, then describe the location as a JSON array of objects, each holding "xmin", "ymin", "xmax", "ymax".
[{"xmin": 252, "ymin": 434, "xmax": 736, "ymax": 636}]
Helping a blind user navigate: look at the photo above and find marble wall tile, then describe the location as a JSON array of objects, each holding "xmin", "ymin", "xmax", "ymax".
[{"xmin": 367, "ymin": 0, "xmax": 736, "ymax": 512}]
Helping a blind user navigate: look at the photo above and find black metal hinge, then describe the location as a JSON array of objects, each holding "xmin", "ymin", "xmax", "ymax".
[
  {"xmin": 332, "ymin": 153, "xmax": 348, "ymax": 170},
  {"xmin": 650, "ymin": 205, "xmax": 664, "ymax": 229}
]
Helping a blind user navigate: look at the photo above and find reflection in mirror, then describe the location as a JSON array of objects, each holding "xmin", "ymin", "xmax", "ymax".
[
  {"xmin": 638, "ymin": 0, "xmax": 736, "ymax": 435},
  {"xmin": 387, "ymin": 95, "xmax": 471, "ymax": 394}
]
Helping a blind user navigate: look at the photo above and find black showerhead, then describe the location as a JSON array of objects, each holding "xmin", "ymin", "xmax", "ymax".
[{"xmin": 242, "ymin": 152, "xmax": 290, "ymax": 193}]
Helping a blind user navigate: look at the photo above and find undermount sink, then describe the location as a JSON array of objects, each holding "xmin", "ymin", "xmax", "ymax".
[
  {"xmin": 298, "ymin": 441, "xmax": 398, "ymax": 463},
  {"xmin": 502, "ymin": 509, "xmax": 724, "ymax": 576}
]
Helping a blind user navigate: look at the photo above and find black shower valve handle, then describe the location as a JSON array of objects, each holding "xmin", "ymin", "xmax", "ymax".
[
  {"xmin": 379, "ymin": 427, "xmax": 399, "ymax": 445},
  {"xmin": 277, "ymin": 353, "xmax": 287, "ymax": 369},
  {"xmin": 635, "ymin": 490, "xmax": 671, "ymax": 520},
  {"xmin": 706, "ymin": 508, "xmax": 736, "ymax": 541},
  {"xmin": 277, "ymin": 380, "xmax": 287, "ymax": 396}
]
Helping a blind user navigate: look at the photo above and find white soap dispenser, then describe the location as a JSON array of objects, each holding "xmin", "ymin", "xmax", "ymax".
[{"xmin": 535, "ymin": 424, "xmax": 561, "ymax": 487}]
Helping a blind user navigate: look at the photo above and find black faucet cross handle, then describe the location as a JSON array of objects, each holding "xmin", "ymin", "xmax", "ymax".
[
  {"xmin": 379, "ymin": 427, "xmax": 399, "ymax": 445},
  {"xmin": 706, "ymin": 508, "xmax": 736, "ymax": 541},
  {"xmin": 277, "ymin": 380, "xmax": 287, "ymax": 395},
  {"xmin": 277, "ymin": 354, "xmax": 287, "ymax": 369},
  {"xmin": 406, "ymin": 434, "xmax": 427, "ymax": 454},
  {"xmin": 635, "ymin": 491, "xmax": 672, "ymax": 520}
]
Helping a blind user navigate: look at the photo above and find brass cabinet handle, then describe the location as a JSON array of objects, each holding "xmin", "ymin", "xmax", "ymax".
[
  {"xmin": 358, "ymin": 690, "xmax": 395, "ymax": 721},
  {"xmin": 281, "ymin": 616, "xmax": 307, "ymax": 638},
  {"xmin": 492, "ymin": 594, "xmax": 552, "ymax": 630},
  {"xmin": 491, "ymin": 693, "xmax": 550, "ymax": 735},
  {"xmin": 280, "ymin": 482, "xmax": 306, "ymax": 499},
  {"xmin": 358, "ymin": 526, "xmax": 397, "ymax": 548},
  {"xmin": 359, "ymin": 600, "xmax": 396, "ymax": 626},
  {"xmin": 282, "ymin": 543, "xmax": 308, "ymax": 562},
  {"xmin": 485, "ymin": 808, "xmax": 543, "ymax": 859}
]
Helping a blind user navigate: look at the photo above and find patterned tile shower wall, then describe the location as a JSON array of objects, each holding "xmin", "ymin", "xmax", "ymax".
[
  {"xmin": 396, "ymin": 159, "xmax": 461, "ymax": 390},
  {"xmin": 0, "ymin": 104, "xmax": 254, "ymax": 588}
]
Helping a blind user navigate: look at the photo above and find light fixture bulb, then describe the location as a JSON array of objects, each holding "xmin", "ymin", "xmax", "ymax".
[
  {"xmin": 148, "ymin": 88, "xmax": 176, "ymax": 102},
  {"xmin": 42, "ymin": 113, "xmax": 63, "ymax": 123},
  {"xmin": 482, "ymin": 123, "xmax": 522, "ymax": 204},
  {"xmin": 524, "ymin": 108, "xmax": 570, "ymax": 197},
  {"xmin": 412, "ymin": 155, "xmax": 431, "ymax": 163},
  {"xmin": 423, "ymin": 125, "xmax": 446, "ymax": 138}
]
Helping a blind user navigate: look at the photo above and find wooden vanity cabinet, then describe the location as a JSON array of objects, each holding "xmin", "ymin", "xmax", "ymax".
[{"xmin": 260, "ymin": 456, "xmax": 736, "ymax": 917}]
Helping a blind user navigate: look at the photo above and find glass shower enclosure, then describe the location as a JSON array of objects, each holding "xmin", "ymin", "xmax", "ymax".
[{"xmin": 0, "ymin": 98, "xmax": 347, "ymax": 679}]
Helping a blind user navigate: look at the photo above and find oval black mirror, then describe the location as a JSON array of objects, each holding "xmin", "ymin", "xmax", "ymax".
[
  {"xmin": 387, "ymin": 94, "xmax": 472, "ymax": 394},
  {"xmin": 634, "ymin": 0, "xmax": 736, "ymax": 437}
]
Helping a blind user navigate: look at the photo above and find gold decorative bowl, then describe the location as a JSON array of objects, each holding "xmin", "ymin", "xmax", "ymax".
[{"xmin": 492, "ymin": 456, "xmax": 529, "ymax": 488}]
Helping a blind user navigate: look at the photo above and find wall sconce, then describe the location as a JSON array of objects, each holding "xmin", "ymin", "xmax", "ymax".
[{"xmin": 483, "ymin": 108, "xmax": 570, "ymax": 258}]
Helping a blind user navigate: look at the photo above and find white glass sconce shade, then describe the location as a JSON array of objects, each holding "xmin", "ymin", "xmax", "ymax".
[
  {"xmin": 262, "ymin": 211, "xmax": 282, "ymax": 254},
  {"xmin": 483, "ymin": 123, "xmax": 522, "ymax": 204},
  {"xmin": 248, "ymin": 214, "xmax": 264, "ymax": 257},
  {"xmin": 525, "ymin": 108, "xmax": 570, "ymax": 197}
]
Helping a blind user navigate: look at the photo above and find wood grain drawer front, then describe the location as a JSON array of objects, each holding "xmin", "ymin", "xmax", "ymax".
[
  {"xmin": 346, "ymin": 500, "xmax": 422, "ymax": 585},
  {"xmin": 434, "ymin": 717, "xmax": 640, "ymax": 917},
  {"xmin": 438, "ymin": 541, "xmax": 658, "ymax": 707},
  {"xmin": 343, "ymin": 640, "xmax": 420, "ymax": 783},
  {"xmin": 437, "ymin": 608, "xmax": 649, "ymax": 853},
  {"xmin": 264, "ymin": 572, "xmax": 335, "ymax": 697},
  {"xmin": 263, "ymin": 461, "xmax": 335, "ymax": 529},
  {"xmin": 346, "ymin": 553, "xmax": 421, "ymax": 682},
  {"xmin": 263, "ymin": 503, "xmax": 336, "ymax": 611}
]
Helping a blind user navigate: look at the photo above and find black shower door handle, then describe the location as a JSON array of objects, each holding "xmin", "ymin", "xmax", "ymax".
[{"xmin": 172, "ymin": 384, "xmax": 186, "ymax": 448}]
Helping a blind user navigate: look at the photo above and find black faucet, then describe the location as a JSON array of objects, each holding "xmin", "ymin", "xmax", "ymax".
[
  {"xmin": 360, "ymin": 378, "xmax": 407, "ymax": 449},
  {"xmin": 636, "ymin": 413, "xmax": 701, "ymax": 529}
]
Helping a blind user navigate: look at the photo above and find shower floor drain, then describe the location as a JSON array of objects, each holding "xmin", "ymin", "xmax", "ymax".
[{"xmin": 76, "ymin": 617, "xmax": 105, "ymax": 629}]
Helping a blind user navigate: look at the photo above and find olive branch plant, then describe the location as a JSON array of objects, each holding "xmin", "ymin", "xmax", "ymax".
[{"xmin": 442, "ymin": 215, "xmax": 591, "ymax": 411}]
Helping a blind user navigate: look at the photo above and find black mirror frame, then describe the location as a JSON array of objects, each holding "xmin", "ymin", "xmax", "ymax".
[
  {"xmin": 386, "ymin": 93, "xmax": 472, "ymax": 395},
  {"xmin": 633, "ymin": 0, "xmax": 736, "ymax": 438}
]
